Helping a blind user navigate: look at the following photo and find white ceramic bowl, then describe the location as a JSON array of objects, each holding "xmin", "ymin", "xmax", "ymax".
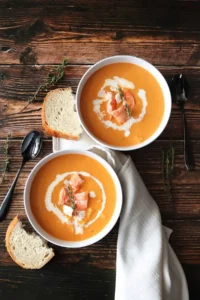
[
  {"xmin": 76, "ymin": 55, "xmax": 171, "ymax": 151},
  {"xmin": 24, "ymin": 150, "xmax": 122, "ymax": 248}
]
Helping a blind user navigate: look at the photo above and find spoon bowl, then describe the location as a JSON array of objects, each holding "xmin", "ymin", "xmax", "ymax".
[
  {"xmin": 170, "ymin": 74, "xmax": 189, "ymax": 107},
  {"xmin": 21, "ymin": 130, "xmax": 43, "ymax": 161}
]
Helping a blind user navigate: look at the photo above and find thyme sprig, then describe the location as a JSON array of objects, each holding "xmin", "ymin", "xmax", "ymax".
[
  {"xmin": 124, "ymin": 103, "xmax": 131, "ymax": 117},
  {"xmin": 162, "ymin": 144, "xmax": 175, "ymax": 202},
  {"xmin": 117, "ymin": 87, "xmax": 125, "ymax": 101},
  {"xmin": 117, "ymin": 87, "xmax": 131, "ymax": 117},
  {"xmin": 66, "ymin": 185, "xmax": 76, "ymax": 210},
  {"xmin": 0, "ymin": 59, "xmax": 68, "ymax": 126},
  {"xmin": 0, "ymin": 134, "xmax": 11, "ymax": 185},
  {"xmin": 21, "ymin": 58, "xmax": 68, "ymax": 112}
]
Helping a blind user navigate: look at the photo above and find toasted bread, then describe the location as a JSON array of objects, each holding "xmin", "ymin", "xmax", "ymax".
[
  {"xmin": 6, "ymin": 216, "xmax": 54, "ymax": 269},
  {"xmin": 42, "ymin": 88, "xmax": 82, "ymax": 140}
]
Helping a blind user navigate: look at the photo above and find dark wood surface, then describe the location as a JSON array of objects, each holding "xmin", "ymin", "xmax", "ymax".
[{"xmin": 0, "ymin": 1, "xmax": 200, "ymax": 299}]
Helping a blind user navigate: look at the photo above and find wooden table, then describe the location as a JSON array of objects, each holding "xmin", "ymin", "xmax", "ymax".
[{"xmin": 0, "ymin": 1, "xmax": 200, "ymax": 299}]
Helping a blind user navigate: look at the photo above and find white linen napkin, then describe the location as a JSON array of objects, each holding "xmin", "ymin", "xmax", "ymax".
[{"xmin": 88, "ymin": 146, "xmax": 189, "ymax": 300}]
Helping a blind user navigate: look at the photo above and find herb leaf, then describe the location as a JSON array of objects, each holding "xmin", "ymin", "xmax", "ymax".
[
  {"xmin": 124, "ymin": 103, "xmax": 131, "ymax": 117},
  {"xmin": 117, "ymin": 87, "xmax": 131, "ymax": 117},
  {"xmin": 0, "ymin": 134, "xmax": 11, "ymax": 185},
  {"xmin": 21, "ymin": 58, "xmax": 68, "ymax": 112},
  {"xmin": 66, "ymin": 185, "xmax": 76, "ymax": 210},
  {"xmin": 117, "ymin": 87, "xmax": 125, "ymax": 101},
  {"xmin": 162, "ymin": 144, "xmax": 175, "ymax": 202},
  {"xmin": 0, "ymin": 59, "xmax": 68, "ymax": 126},
  {"xmin": 70, "ymin": 201, "xmax": 76, "ymax": 210}
]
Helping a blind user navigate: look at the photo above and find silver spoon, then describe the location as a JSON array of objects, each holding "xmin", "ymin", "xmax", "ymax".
[
  {"xmin": 170, "ymin": 74, "xmax": 194, "ymax": 171},
  {"xmin": 0, "ymin": 130, "xmax": 43, "ymax": 221}
]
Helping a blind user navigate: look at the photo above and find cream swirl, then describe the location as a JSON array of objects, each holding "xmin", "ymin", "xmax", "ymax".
[
  {"xmin": 93, "ymin": 76, "xmax": 148, "ymax": 137},
  {"xmin": 44, "ymin": 172, "xmax": 106, "ymax": 234}
]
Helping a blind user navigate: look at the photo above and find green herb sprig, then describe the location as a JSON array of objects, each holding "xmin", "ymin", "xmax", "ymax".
[
  {"xmin": 124, "ymin": 103, "xmax": 131, "ymax": 117},
  {"xmin": 117, "ymin": 87, "xmax": 125, "ymax": 101},
  {"xmin": 117, "ymin": 87, "xmax": 131, "ymax": 117},
  {"xmin": 162, "ymin": 144, "xmax": 175, "ymax": 202},
  {"xmin": 0, "ymin": 59, "xmax": 68, "ymax": 126},
  {"xmin": 0, "ymin": 134, "xmax": 11, "ymax": 185},
  {"xmin": 21, "ymin": 58, "xmax": 68, "ymax": 112},
  {"xmin": 67, "ymin": 185, "xmax": 76, "ymax": 210}
]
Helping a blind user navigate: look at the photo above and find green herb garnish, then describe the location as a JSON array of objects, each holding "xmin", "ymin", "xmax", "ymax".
[
  {"xmin": 117, "ymin": 87, "xmax": 131, "ymax": 117},
  {"xmin": 162, "ymin": 144, "xmax": 175, "ymax": 202},
  {"xmin": 124, "ymin": 103, "xmax": 131, "ymax": 117},
  {"xmin": 70, "ymin": 201, "xmax": 76, "ymax": 210},
  {"xmin": 21, "ymin": 58, "xmax": 68, "ymax": 112},
  {"xmin": 0, "ymin": 134, "xmax": 11, "ymax": 185},
  {"xmin": 0, "ymin": 59, "xmax": 68, "ymax": 126},
  {"xmin": 66, "ymin": 185, "xmax": 76, "ymax": 210},
  {"xmin": 117, "ymin": 87, "xmax": 125, "ymax": 101}
]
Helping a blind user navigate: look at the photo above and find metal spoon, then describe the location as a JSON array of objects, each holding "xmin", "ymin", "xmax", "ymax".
[
  {"xmin": 0, "ymin": 130, "xmax": 43, "ymax": 221},
  {"xmin": 170, "ymin": 74, "xmax": 194, "ymax": 171}
]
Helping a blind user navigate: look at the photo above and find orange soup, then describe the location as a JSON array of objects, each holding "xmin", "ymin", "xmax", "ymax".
[
  {"xmin": 30, "ymin": 154, "xmax": 116, "ymax": 241},
  {"xmin": 80, "ymin": 63, "xmax": 165, "ymax": 147}
]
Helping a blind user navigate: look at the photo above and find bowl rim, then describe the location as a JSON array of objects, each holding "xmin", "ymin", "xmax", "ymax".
[
  {"xmin": 76, "ymin": 55, "xmax": 172, "ymax": 151},
  {"xmin": 24, "ymin": 149, "xmax": 122, "ymax": 248}
]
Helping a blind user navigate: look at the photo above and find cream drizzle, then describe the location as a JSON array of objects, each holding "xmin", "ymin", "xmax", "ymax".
[
  {"xmin": 92, "ymin": 76, "xmax": 148, "ymax": 137},
  {"xmin": 89, "ymin": 191, "xmax": 96, "ymax": 198},
  {"xmin": 44, "ymin": 172, "xmax": 106, "ymax": 234}
]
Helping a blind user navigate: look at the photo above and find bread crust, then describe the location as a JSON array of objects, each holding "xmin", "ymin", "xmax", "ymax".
[
  {"xmin": 42, "ymin": 87, "xmax": 80, "ymax": 141},
  {"xmin": 5, "ymin": 216, "xmax": 21, "ymax": 265},
  {"xmin": 5, "ymin": 216, "xmax": 55, "ymax": 269}
]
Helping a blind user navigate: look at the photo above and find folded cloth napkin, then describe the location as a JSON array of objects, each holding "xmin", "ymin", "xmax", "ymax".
[{"xmin": 88, "ymin": 146, "xmax": 189, "ymax": 300}]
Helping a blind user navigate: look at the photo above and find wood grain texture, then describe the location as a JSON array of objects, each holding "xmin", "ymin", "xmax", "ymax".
[
  {"xmin": 0, "ymin": 139, "xmax": 200, "ymax": 221},
  {"xmin": 0, "ymin": 218, "xmax": 200, "ymax": 267},
  {"xmin": 0, "ymin": 1, "xmax": 200, "ymax": 299},
  {"xmin": 0, "ymin": 65, "xmax": 200, "ymax": 139},
  {"xmin": 0, "ymin": 1, "xmax": 200, "ymax": 65},
  {"xmin": 0, "ymin": 264, "xmax": 199, "ymax": 300},
  {"xmin": 1, "ymin": 0, "xmax": 200, "ymax": 35},
  {"xmin": 1, "ymin": 42, "xmax": 200, "ymax": 66}
]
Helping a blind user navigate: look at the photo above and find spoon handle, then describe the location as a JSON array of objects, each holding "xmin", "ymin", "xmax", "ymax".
[
  {"xmin": 182, "ymin": 108, "xmax": 194, "ymax": 171},
  {"xmin": 0, "ymin": 160, "xmax": 25, "ymax": 222}
]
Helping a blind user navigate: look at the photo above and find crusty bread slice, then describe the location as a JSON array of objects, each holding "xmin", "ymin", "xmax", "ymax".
[
  {"xmin": 42, "ymin": 87, "xmax": 82, "ymax": 140},
  {"xmin": 6, "ymin": 216, "xmax": 54, "ymax": 269}
]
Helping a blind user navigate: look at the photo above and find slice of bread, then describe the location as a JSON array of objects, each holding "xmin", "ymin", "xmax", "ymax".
[
  {"xmin": 6, "ymin": 216, "xmax": 54, "ymax": 269},
  {"xmin": 42, "ymin": 87, "xmax": 82, "ymax": 140}
]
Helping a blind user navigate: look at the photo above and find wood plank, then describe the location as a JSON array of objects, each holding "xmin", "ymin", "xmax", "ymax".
[
  {"xmin": 0, "ymin": 264, "xmax": 199, "ymax": 300},
  {"xmin": 0, "ymin": 218, "xmax": 199, "ymax": 266},
  {"xmin": 1, "ymin": 0, "xmax": 200, "ymax": 36},
  {"xmin": 0, "ymin": 139, "xmax": 200, "ymax": 220},
  {"xmin": 0, "ymin": 65, "xmax": 200, "ymax": 139},
  {"xmin": 0, "ymin": 1, "xmax": 200, "ymax": 65},
  {"xmin": 1, "ymin": 42, "xmax": 200, "ymax": 66},
  {"xmin": 0, "ymin": 264, "xmax": 116, "ymax": 300}
]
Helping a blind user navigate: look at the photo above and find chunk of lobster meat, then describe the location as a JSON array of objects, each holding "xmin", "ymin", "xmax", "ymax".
[
  {"xmin": 58, "ymin": 187, "xmax": 70, "ymax": 205},
  {"xmin": 74, "ymin": 192, "xmax": 89, "ymax": 211},
  {"xmin": 106, "ymin": 92, "xmax": 117, "ymax": 114},
  {"xmin": 70, "ymin": 174, "xmax": 84, "ymax": 192},
  {"xmin": 112, "ymin": 105, "xmax": 129, "ymax": 124},
  {"xmin": 124, "ymin": 90, "xmax": 135, "ymax": 110}
]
